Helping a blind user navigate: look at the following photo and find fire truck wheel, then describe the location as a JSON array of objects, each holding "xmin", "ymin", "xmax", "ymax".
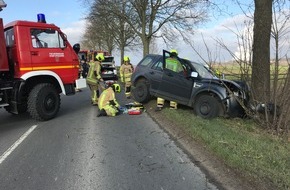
[{"xmin": 27, "ymin": 83, "xmax": 60, "ymax": 121}]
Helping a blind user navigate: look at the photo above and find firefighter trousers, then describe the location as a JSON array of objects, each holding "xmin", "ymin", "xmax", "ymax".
[
  {"xmin": 88, "ymin": 83, "xmax": 100, "ymax": 105},
  {"xmin": 157, "ymin": 97, "xmax": 177, "ymax": 109}
]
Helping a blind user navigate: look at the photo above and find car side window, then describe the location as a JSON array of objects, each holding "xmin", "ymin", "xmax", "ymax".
[
  {"xmin": 180, "ymin": 60, "xmax": 191, "ymax": 73},
  {"xmin": 152, "ymin": 61, "xmax": 163, "ymax": 71}
]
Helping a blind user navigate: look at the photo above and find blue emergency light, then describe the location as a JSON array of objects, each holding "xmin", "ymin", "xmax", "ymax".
[{"xmin": 37, "ymin": 13, "xmax": 46, "ymax": 23}]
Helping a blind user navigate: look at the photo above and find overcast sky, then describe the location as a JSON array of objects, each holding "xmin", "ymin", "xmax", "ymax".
[{"xmin": 1, "ymin": 0, "xmax": 289, "ymax": 65}]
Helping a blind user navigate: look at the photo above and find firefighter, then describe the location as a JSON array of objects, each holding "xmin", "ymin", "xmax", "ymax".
[
  {"xmin": 97, "ymin": 83, "xmax": 121, "ymax": 117},
  {"xmin": 86, "ymin": 54, "xmax": 104, "ymax": 106},
  {"xmin": 120, "ymin": 56, "xmax": 134, "ymax": 98},
  {"xmin": 156, "ymin": 49, "xmax": 182, "ymax": 111}
]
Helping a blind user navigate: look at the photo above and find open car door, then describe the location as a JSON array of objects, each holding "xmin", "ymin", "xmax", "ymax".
[{"xmin": 157, "ymin": 50, "xmax": 193, "ymax": 104}]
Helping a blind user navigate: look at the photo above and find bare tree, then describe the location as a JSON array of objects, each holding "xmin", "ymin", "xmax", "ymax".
[
  {"xmin": 108, "ymin": 0, "xmax": 139, "ymax": 64},
  {"xmin": 120, "ymin": 0, "xmax": 208, "ymax": 56},
  {"xmin": 270, "ymin": 2, "xmax": 290, "ymax": 133},
  {"xmin": 83, "ymin": 0, "xmax": 138, "ymax": 62}
]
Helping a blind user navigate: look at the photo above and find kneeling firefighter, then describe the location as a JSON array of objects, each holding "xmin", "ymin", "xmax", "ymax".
[{"xmin": 97, "ymin": 83, "xmax": 121, "ymax": 117}]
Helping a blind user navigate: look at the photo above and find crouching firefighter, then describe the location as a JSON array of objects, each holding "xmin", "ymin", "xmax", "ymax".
[
  {"xmin": 86, "ymin": 54, "xmax": 104, "ymax": 105},
  {"xmin": 97, "ymin": 84, "xmax": 121, "ymax": 117}
]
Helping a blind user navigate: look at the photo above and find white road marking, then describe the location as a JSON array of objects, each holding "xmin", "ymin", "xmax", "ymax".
[{"xmin": 0, "ymin": 125, "xmax": 38, "ymax": 165}]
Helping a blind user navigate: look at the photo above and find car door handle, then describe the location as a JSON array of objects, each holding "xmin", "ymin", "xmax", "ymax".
[
  {"xmin": 166, "ymin": 72, "xmax": 173, "ymax": 77},
  {"xmin": 149, "ymin": 71, "xmax": 154, "ymax": 74}
]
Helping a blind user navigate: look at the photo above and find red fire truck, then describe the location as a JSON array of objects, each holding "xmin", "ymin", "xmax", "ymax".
[{"xmin": 0, "ymin": 1, "xmax": 85, "ymax": 121}]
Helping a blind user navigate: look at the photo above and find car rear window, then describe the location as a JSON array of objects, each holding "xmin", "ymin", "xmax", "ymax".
[{"xmin": 139, "ymin": 56, "xmax": 154, "ymax": 67}]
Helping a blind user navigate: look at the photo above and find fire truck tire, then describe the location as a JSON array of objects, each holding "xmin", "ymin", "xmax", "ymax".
[{"xmin": 27, "ymin": 83, "xmax": 60, "ymax": 121}]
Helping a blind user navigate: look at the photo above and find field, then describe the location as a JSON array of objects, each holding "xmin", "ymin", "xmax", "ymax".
[{"xmin": 212, "ymin": 62, "xmax": 289, "ymax": 81}]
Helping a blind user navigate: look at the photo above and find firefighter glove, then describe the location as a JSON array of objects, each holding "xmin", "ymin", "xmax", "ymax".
[{"xmin": 109, "ymin": 100, "xmax": 116, "ymax": 106}]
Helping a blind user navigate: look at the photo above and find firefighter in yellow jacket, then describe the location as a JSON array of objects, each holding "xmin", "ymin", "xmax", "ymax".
[
  {"xmin": 120, "ymin": 56, "xmax": 134, "ymax": 98},
  {"xmin": 97, "ymin": 83, "xmax": 121, "ymax": 117},
  {"xmin": 156, "ymin": 49, "xmax": 182, "ymax": 111},
  {"xmin": 86, "ymin": 54, "xmax": 104, "ymax": 105}
]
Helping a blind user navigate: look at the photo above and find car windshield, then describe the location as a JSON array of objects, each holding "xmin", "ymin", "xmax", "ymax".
[{"xmin": 191, "ymin": 62, "xmax": 217, "ymax": 79}]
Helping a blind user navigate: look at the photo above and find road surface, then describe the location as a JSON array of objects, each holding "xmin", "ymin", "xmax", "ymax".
[{"xmin": 0, "ymin": 87, "xmax": 218, "ymax": 190}]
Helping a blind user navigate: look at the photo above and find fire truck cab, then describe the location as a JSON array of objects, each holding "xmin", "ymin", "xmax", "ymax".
[{"xmin": 0, "ymin": 4, "xmax": 85, "ymax": 121}]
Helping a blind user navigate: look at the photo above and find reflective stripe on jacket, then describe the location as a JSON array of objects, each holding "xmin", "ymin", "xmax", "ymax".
[
  {"xmin": 165, "ymin": 57, "xmax": 183, "ymax": 72},
  {"xmin": 86, "ymin": 61, "xmax": 102, "ymax": 84},
  {"xmin": 120, "ymin": 64, "xmax": 133, "ymax": 82}
]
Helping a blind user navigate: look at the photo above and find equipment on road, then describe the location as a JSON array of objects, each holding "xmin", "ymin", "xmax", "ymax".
[
  {"xmin": 0, "ymin": 2, "xmax": 86, "ymax": 121},
  {"xmin": 117, "ymin": 102, "xmax": 144, "ymax": 115}
]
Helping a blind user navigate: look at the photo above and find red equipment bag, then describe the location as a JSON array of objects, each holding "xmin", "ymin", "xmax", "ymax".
[{"xmin": 128, "ymin": 109, "xmax": 141, "ymax": 115}]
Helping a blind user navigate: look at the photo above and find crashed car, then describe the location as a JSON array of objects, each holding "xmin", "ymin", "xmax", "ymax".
[{"xmin": 131, "ymin": 50, "xmax": 250, "ymax": 119}]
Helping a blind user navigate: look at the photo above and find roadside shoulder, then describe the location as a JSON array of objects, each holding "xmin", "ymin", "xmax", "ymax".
[{"xmin": 144, "ymin": 100, "xmax": 267, "ymax": 190}]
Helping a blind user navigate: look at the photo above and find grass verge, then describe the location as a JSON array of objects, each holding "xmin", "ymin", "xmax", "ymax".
[{"xmin": 162, "ymin": 108, "xmax": 290, "ymax": 190}]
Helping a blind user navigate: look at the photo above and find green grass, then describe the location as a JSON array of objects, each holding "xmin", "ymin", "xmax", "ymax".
[{"xmin": 162, "ymin": 108, "xmax": 290, "ymax": 190}]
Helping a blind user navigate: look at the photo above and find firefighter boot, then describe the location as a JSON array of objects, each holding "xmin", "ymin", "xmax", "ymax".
[
  {"xmin": 155, "ymin": 97, "xmax": 164, "ymax": 111},
  {"xmin": 97, "ymin": 109, "xmax": 107, "ymax": 117},
  {"xmin": 170, "ymin": 101, "xmax": 178, "ymax": 109}
]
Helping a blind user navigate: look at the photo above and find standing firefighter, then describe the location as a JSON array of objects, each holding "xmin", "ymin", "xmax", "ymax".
[
  {"xmin": 120, "ymin": 56, "xmax": 134, "ymax": 98},
  {"xmin": 86, "ymin": 54, "xmax": 104, "ymax": 105},
  {"xmin": 156, "ymin": 49, "xmax": 182, "ymax": 111},
  {"xmin": 97, "ymin": 83, "xmax": 121, "ymax": 117}
]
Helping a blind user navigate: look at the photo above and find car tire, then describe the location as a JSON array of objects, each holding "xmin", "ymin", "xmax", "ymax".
[
  {"xmin": 27, "ymin": 83, "xmax": 60, "ymax": 121},
  {"xmin": 194, "ymin": 95, "xmax": 222, "ymax": 119},
  {"xmin": 132, "ymin": 79, "xmax": 151, "ymax": 103}
]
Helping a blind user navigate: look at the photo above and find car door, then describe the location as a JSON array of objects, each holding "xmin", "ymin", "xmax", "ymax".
[
  {"xmin": 157, "ymin": 50, "xmax": 193, "ymax": 104},
  {"xmin": 148, "ymin": 57, "xmax": 163, "ymax": 93}
]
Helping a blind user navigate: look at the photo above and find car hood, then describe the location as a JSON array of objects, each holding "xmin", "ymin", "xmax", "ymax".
[{"xmin": 199, "ymin": 78, "xmax": 249, "ymax": 94}]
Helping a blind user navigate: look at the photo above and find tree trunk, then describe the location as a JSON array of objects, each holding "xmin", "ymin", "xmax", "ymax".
[
  {"xmin": 252, "ymin": 0, "xmax": 273, "ymax": 103},
  {"xmin": 120, "ymin": 45, "xmax": 125, "ymax": 66},
  {"xmin": 142, "ymin": 37, "xmax": 150, "ymax": 56}
]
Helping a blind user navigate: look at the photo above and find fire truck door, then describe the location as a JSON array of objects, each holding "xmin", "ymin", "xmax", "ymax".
[{"xmin": 30, "ymin": 28, "xmax": 73, "ymax": 82}]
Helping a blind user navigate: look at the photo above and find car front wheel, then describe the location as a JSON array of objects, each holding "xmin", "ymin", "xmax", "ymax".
[{"xmin": 194, "ymin": 95, "xmax": 222, "ymax": 119}]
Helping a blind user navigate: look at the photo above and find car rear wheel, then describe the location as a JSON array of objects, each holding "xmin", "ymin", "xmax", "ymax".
[
  {"xmin": 132, "ymin": 79, "xmax": 151, "ymax": 103},
  {"xmin": 194, "ymin": 95, "xmax": 222, "ymax": 119}
]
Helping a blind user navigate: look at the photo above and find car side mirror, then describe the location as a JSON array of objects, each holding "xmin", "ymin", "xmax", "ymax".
[{"xmin": 191, "ymin": 71, "xmax": 198, "ymax": 78}]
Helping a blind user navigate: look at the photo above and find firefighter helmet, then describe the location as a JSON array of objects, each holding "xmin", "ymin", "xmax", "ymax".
[
  {"xmin": 124, "ymin": 56, "xmax": 130, "ymax": 62},
  {"xmin": 95, "ymin": 54, "xmax": 105, "ymax": 61},
  {"xmin": 112, "ymin": 83, "xmax": 121, "ymax": 93},
  {"xmin": 170, "ymin": 49, "xmax": 178, "ymax": 56}
]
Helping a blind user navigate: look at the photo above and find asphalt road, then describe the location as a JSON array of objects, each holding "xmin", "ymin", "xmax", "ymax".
[{"xmin": 0, "ymin": 87, "xmax": 218, "ymax": 190}]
